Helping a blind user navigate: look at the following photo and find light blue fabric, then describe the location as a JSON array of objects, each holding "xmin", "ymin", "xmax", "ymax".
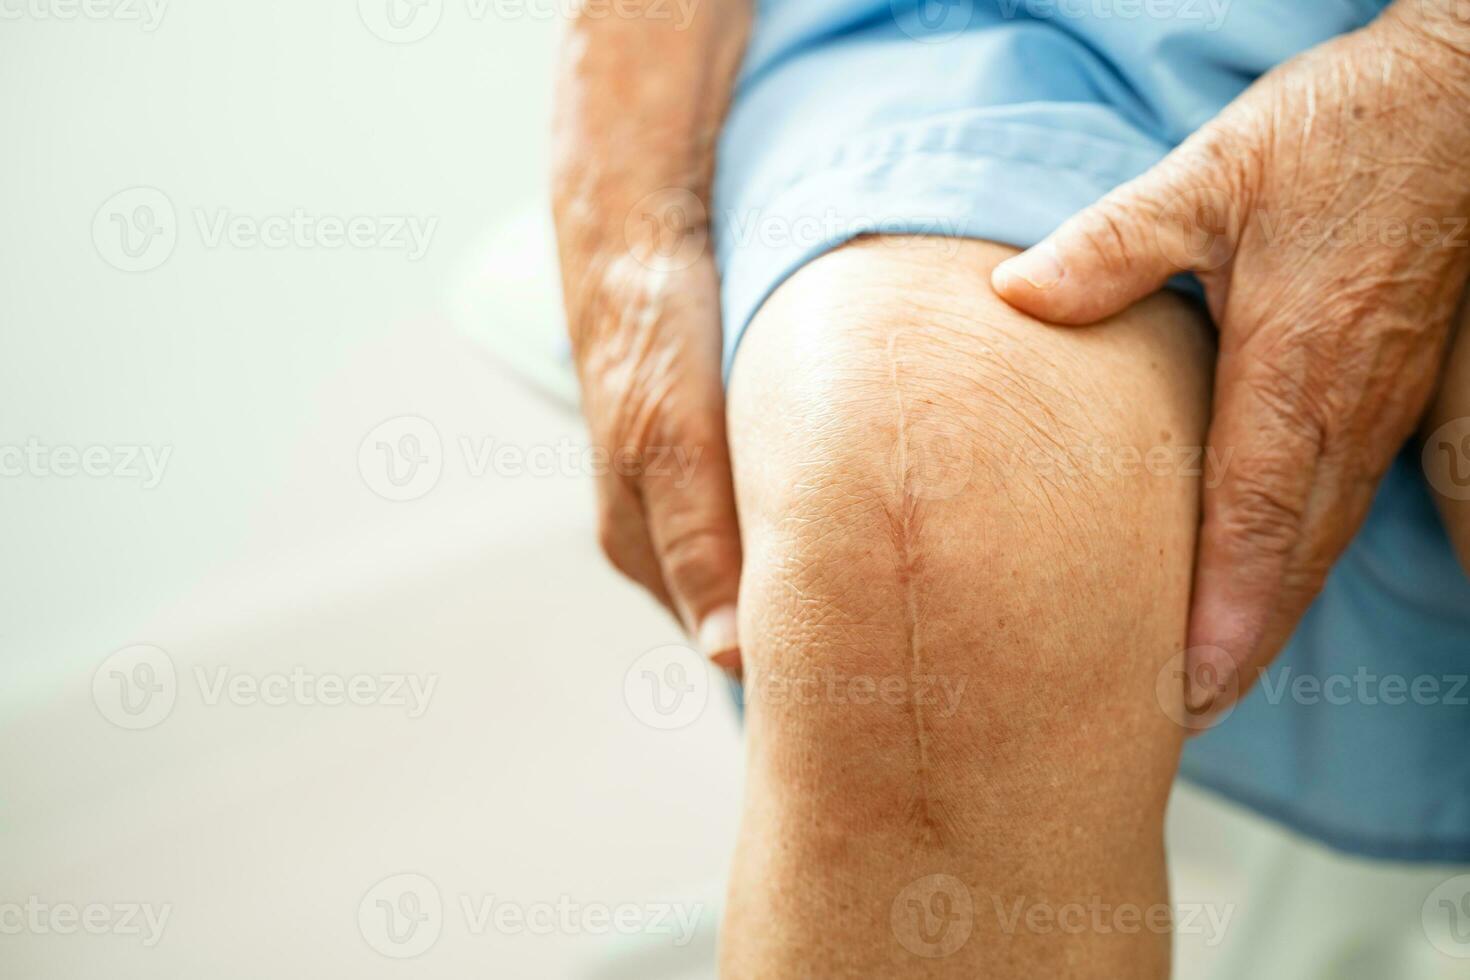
[{"xmin": 714, "ymin": 0, "xmax": 1470, "ymax": 861}]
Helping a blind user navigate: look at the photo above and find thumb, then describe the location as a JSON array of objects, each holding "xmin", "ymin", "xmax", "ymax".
[
  {"xmin": 640, "ymin": 411, "xmax": 744, "ymax": 676},
  {"xmin": 992, "ymin": 145, "xmax": 1242, "ymax": 324}
]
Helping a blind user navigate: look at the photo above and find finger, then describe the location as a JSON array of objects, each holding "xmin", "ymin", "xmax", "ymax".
[
  {"xmin": 596, "ymin": 473, "xmax": 675, "ymax": 614},
  {"xmin": 1182, "ymin": 346, "xmax": 1326, "ymax": 721},
  {"xmin": 992, "ymin": 142, "xmax": 1241, "ymax": 325},
  {"xmin": 1186, "ymin": 447, "xmax": 1393, "ymax": 732},
  {"xmin": 640, "ymin": 406, "xmax": 744, "ymax": 676}
]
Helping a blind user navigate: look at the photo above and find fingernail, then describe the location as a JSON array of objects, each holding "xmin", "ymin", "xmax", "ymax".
[
  {"xmin": 710, "ymin": 648, "xmax": 742, "ymax": 683},
  {"xmin": 996, "ymin": 243, "xmax": 1064, "ymax": 290},
  {"xmin": 1184, "ymin": 644, "xmax": 1238, "ymax": 716},
  {"xmin": 697, "ymin": 604, "xmax": 739, "ymax": 665}
]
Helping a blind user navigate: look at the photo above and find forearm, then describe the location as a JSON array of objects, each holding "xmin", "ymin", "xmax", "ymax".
[{"xmin": 550, "ymin": 0, "xmax": 750, "ymax": 338}]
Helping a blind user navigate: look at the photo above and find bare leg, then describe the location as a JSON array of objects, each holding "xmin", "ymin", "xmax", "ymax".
[{"xmin": 721, "ymin": 237, "xmax": 1214, "ymax": 977}]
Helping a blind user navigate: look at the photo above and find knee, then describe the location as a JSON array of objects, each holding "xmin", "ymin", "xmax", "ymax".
[
  {"xmin": 729, "ymin": 236, "xmax": 1207, "ymax": 628},
  {"xmin": 729, "ymin": 367, "xmax": 997, "ymax": 842},
  {"xmin": 727, "ymin": 239, "xmax": 1209, "ymax": 829}
]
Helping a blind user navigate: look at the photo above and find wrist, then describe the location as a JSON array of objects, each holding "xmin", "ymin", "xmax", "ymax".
[
  {"xmin": 557, "ymin": 235, "xmax": 715, "ymax": 359},
  {"xmin": 552, "ymin": 168, "xmax": 710, "ymax": 258},
  {"xmin": 554, "ymin": 176, "xmax": 711, "ymax": 309}
]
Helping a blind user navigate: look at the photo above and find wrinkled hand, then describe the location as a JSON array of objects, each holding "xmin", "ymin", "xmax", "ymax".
[
  {"xmin": 561, "ymin": 209, "xmax": 742, "ymax": 674},
  {"xmin": 993, "ymin": 3, "xmax": 1470, "ymax": 719}
]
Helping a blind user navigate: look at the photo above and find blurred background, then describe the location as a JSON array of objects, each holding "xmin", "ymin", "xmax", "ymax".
[{"xmin": 1, "ymin": 2, "xmax": 1465, "ymax": 977}]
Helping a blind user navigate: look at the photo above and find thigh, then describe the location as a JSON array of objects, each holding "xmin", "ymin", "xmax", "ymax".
[{"xmin": 722, "ymin": 236, "xmax": 1215, "ymax": 976}]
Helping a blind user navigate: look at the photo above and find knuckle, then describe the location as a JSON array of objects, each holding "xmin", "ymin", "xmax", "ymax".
[
  {"xmin": 1186, "ymin": 105, "xmax": 1259, "ymax": 192},
  {"xmin": 1283, "ymin": 554, "xmax": 1335, "ymax": 600},
  {"xmin": 1188, "ymin": 126, "xmax": 1251, "ymax": 193},
  {"xmin": 1243, "ymin": 360, "xmax": 1329, "ymax": 446},
  {"xmin": 588, "ymin": 363, "xmax": 719, "ymax": 475},
  {"xmin": 1216, "ymin": 472, "xmax": 1306, "ymax": 557},
  {"xmin": 658, "ymin": 523, "xmax": 737, "ymax": 598},
  {"xmin": 573, "ymin": 294, "xmax": 719, "ymax": 446},
  {"xmin": 1138, "ymin": 131, "xmax": 1249, "ymax": 273},
  {"xmin": 595, "ymin": 492, "xmax": 648, "ymax": 581},
  {"xmin": 1074, "ymin": 197, "xmax": 1142, "ymax": 274},
  {"xmin": 596, "ymin": 518, "xmax": 633, "ymax": 575}
]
